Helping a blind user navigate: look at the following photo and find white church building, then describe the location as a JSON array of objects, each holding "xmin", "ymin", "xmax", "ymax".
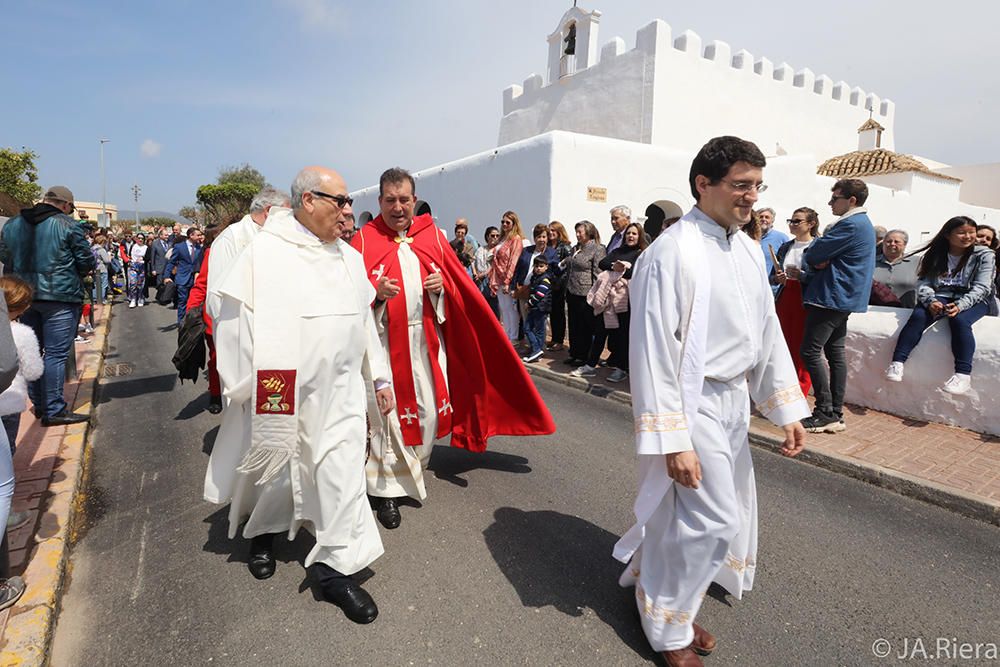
[
  {"xmin": 351, "ymin": 6, "xmax": 1000, "ymax": 245},
  {"xmin": 351, "ymin": 6, "xmax": 1000, "ymax": 435}
]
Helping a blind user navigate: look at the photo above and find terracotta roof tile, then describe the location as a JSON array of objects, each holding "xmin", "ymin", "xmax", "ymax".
[
  {"xmin": 857, "ymin": 118, "xmax": 885, "ymax": 133},
  {"xmin": 817, "ymin": 148, "xmax": 962, "ymax": 182}
]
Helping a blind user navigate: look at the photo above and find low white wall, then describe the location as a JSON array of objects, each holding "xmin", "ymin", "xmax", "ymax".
[{"xmin": 844, "ymin": 306, "xmax": 1000, "ymax": 435}]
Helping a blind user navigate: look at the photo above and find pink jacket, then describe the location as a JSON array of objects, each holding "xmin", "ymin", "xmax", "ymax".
[
  {"xmin": 489, "ymin": 237, "xmax": 523, "ymax": 294},
  {"xmin": 586, "ymin": 269, "xmax": 630, "ymax": 328}
]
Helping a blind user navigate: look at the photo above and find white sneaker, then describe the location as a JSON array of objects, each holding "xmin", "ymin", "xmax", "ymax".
[
  {"xmin": 84, "ymin": 324, "xmax": 94, "ymax": 334},
  {"xmin": 569, "ymin": 364, "xmax": 597, "ymax": 378},
  {"xmin": 942, "ymin": 374, "xmax": 971, "ymax": 395},
  {"xmin": 129, "ymin": 300, "xmax": 136, "ymax": 308},
  {"xmin": 885, "ymin": 362, "xmax": 904, "ymax": 382},
  {"xmin": 138, "ymin": 299, "xmax": 145, "ymax": 307}
]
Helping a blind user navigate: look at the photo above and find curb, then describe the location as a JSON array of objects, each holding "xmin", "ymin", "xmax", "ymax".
[
  {"xmin": 0, "ymin": 306, "xmax": 111, "ymax": 666},
  {"xmin": 524, "ymin": 363, "xmax": 1000, "ymax": 527}
]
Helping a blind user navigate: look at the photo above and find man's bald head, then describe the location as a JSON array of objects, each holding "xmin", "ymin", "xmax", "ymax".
[{"xmin": 290, "ymin": 166, "xmax": 353, "ymax": 243}]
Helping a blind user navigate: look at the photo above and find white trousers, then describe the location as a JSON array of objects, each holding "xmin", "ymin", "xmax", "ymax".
[
  {"xmin": 619, "ymin": 378, "xmax": 758, "ymax": 652},
  {"xmin": 497, "ymin": 292, "xmax": 519, "ymax": 341}
]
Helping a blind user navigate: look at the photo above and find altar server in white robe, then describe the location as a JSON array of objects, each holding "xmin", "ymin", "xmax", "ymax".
[
  {"xmin": 205, "ymin": 187, "xmax": 290, "ymax": 322},
  {"xmin": 203, "ymin": 166, "xmax": 395, "ymax": 625},
  {"xmin": 614, "ymin": 137, "xmax": 809, "ymax": 667}
]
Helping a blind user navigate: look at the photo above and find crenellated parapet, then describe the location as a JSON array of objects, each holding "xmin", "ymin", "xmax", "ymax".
[{"xmin": 500, "ymin": 11, "xmax": 895, "ymax": 157}]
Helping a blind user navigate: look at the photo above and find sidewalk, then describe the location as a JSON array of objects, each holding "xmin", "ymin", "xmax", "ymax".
[
  {"xmin": 0, "ymin": 302, "xmax": 109, "ymax": 665},
  {"xmin": 524, "ymin": 347, "xmax": 1000, "ymax": 527}
]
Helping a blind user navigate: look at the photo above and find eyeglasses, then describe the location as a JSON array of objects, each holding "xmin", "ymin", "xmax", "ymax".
[
  {"xmin": 310, "ymin": 190, "xmax": 353, "ymax": 208},
  {"xmin": 829, "ymin": 195, "xmax": 850, "ymax": 202},
  {"xmin": 720, "ymin": 179, "xmax": 768, "ymax": 194},
  {"xmin": 787, "ymin": 219, "xmax": 807, "ymax": 226}
]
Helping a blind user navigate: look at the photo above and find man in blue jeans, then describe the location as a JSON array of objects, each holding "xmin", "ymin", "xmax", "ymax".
[
  {"xmin": 0, "ymin": 186, "xmax": 95, "ymax": 427},
  {"xmin": 796, "ymin": 179, "xmax": 876, "ymax": 434}
]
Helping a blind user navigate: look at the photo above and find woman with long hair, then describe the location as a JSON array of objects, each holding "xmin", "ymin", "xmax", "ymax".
[
  {"xmin": 546, "ymin": 222, "xmax": 572, "ymax": 351},
  {"xmin": 127, "ymin": 233, "xmax": 148, "ymax": 308},
  {"xmin": 561, "ymin": 221, "xmax": 606, "ymax": 366},
  {"xmin": 473, "ymin": 225, "xmax": 501, "ymax": 318},
  {"xmin": 885, "ymin": 216, "xmax": 996, "ymax": 395},
  {"xmin": 770, "ymin": 207, "xmax": 821, "ymax": 397},
  {"xmin": 571, "ymin": 221, "xmax": 646, "ymax": 382},
  {"xmin": 488, "ymin": 211, "xmax": 525, "ymax": 342}
]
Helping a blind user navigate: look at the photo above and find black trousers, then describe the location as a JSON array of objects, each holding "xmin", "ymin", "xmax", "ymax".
[
  {"xmin": 586, "ymin": 309, "xmax": 630, "ymax": 369},
  {"xmin": 566, "ymin": 293, "xmax": 595, "ymax": 361},
  {"xmin": 549, "ymin": 286, "xmax": 567, "ymax": 344},
  {"xmin": 800, "ymin": 306, "xmax": 850, "ymax": 416}
]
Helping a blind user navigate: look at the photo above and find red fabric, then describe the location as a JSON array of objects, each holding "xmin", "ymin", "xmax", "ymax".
[
  {"xmin": 186, "ymin": 248, "xmax": 213, "ymax": 334},
  {"xmin": 352, "ymin": 214, "xmax": 555, "ymax": 453},
  {"xmin": 256, "ymin": 370, "xmax": 296, "ymax": 415},
  {"xmin": 775, "ymin": 279, "xmax": 812, "ymax": 398}
]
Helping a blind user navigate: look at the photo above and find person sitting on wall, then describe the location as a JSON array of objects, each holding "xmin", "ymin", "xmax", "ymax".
[
  {"xmin": 975, "ymin": 224, "xmax": 1000, "ymax": 315},
  {"xmin": 885, "ymin": 216, "xmax": 996, "ymax": 395},
  {"xmin": 870, "ymin": 229, "xmax": 920, "ymax": 308}
]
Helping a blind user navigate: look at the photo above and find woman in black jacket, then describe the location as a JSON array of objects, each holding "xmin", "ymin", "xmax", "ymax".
[{"xmin": 571, "ymin": 222, "xmax": 647, "ymax": 382}]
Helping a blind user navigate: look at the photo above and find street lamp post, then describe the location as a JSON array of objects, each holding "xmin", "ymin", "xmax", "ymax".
[
  {"xmin": 131, "ymin": 184, "xmax": 141, "ymax": 230},
  {"xmin": 99, "ymin": 138, "xmax": 110, "ymax": 226}
]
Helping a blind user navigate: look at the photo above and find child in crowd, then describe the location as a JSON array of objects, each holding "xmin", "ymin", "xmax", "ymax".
[
  {"xmin": 0, "ymin": 276, "xmax": 43, "ymax": 610},
  {"xmin": 522, "ymin": 256, "xmax": 554, "ymax": 363},
  {"xmin": 886, "ymin": 216, "xmax": 996, "ymax": 394}
]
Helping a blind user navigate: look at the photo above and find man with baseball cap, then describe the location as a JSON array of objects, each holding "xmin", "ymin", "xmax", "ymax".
[{"xmin": 0, "ymin": 186, "xmax": 95, "ymax": 426}]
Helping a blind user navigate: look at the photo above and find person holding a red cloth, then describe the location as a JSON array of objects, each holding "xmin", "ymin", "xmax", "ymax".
[
  {"xmin": 351, "ymin": 168, "xmax": 555, "ymax": 529},
  {"xmin": 769, "ymin": 207, "xmax": 820, "ymax": 398}
]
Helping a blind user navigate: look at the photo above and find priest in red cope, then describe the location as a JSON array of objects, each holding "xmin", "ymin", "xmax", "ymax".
[{"xmin": 351, "ymin": 167, "xmax": 555, "ymax": 529}]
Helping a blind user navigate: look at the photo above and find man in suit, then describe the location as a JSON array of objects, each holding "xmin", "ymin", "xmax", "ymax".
[
  {"xmin": 149, "ymin": 227, "xmax": 171, "ymax": 287},
  {"xmin": 164, "ymin": 226, "xmax": 205, "ymax": 323}
]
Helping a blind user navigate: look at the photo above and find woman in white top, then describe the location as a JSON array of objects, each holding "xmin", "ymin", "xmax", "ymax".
[
  {"xmin": 128, "ymin": 233, "xmax": 149, "ymax": 308},
  {"xmin": 473, "ymin": 225, "xmax": 501, "ymax": 317},
  {"xmin": 769, "ymin": 207, "xmax": 820, "ymax": 397}
]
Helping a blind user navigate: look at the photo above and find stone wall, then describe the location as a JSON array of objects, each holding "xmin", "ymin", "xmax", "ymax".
[{"xmin": 845, "ymin": 306, "xmax": 1000, "ymax": 435}]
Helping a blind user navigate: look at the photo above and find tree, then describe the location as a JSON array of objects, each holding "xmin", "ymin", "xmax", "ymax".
[
  {"xmin": 197, "ymin": 183, "xmax": 258, "ymax": 226},
  {"xmin": 0, "ymin": 147, "xmax": 42, "ymax": 215},
  {"xmin": 140, "ymin": 216, "xmax": 179, "ymax": 231},
  {"xmin": 217, "ymin": 163, "xmax": 267, "ymax": 190},
  {"xmin": 178, "ymin": 205, "xmax": 203, "ymax": 225}
]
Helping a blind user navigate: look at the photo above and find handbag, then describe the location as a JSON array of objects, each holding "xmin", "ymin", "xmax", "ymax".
[{"xmin": 157, "ymin": 281, "xmax": 177, "ymax": 305}]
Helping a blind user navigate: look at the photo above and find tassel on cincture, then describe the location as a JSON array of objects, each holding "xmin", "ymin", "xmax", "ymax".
[{"xmin": 381, "ymin": 413, "xmax": 398, "ymax": 466}]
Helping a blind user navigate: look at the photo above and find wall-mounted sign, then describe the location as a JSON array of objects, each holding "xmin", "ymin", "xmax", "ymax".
[{"xmin": 587, "ymin": 186, "xmax": 607, "ymax": 202}]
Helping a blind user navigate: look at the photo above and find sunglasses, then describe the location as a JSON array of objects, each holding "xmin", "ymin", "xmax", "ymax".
[{"xmin": 311, "ymin": 190, "xmax": 353, "ymax": 208}]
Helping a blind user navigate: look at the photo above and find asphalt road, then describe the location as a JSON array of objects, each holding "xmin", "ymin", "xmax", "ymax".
[{"xmin": 51, "ymin": 300, "xmax": 1000, "ymax": 666}]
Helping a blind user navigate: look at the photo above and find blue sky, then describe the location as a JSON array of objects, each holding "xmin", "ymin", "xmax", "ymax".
[{"xmin": 3, "ymin": 0, "xmax": 995, "ymax": 212}]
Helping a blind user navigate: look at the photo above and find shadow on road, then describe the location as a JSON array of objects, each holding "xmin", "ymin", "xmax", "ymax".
[
  {"xmin": 202, "ymin": 425, "xmax": 220, "ymax": 456},
  {"xmin": 427, "ymin": 445, "xmax": 531, "ymax": 488},
  {"xmin": 201, "ymin": 506, "xmax": 315, "ymax": 567},
  {"xmin": 96, "ymin": 372, "xmax": 177, "ymax": 405},
  {"xmin": 176, "ymin": 393, "xmax": 209, "ymax": 420},
  {"xmin": 483, "ymin": 507, "xmax": 655, "ymax": 660}
]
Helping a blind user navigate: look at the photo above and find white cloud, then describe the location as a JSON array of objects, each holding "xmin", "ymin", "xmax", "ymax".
[
  {"xmin": 140, "ymin": 139, "xmax": 162, "ymax": 158},
  {"xmin": 279, "ymin": 0, "xmax": 345, "ymax": 32}
]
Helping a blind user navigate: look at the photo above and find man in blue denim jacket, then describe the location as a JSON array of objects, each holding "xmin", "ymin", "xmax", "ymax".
[{"xmin": 795, "ymin": 179, "xmax": 875, "ymax": 433}]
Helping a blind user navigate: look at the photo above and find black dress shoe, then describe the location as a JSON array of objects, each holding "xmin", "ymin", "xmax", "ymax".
[
  {"xmin": 41, "ymin": 411, "xmax": 90, "ymax": 427},
  {"xmin": 323, "ymin": 581, "xmax": 378, "ymax": 624},
  {"xmin": 247, "ymin": 533, "xmax": 276, "ymax": 580},
  {"xmin": 207, "ymin": 396, "xmax": 223, "ymax": 414},
  {"xmin": 375, "ymin": 497, "xmax": 401, "ymax": 530}
]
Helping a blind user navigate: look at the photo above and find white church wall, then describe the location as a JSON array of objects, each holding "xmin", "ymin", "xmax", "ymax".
[
  {"xmin": 844, "ymin": 307, "xmax": 1000, "ymax": 436},
  {"xmin": 500, "ymin": 18, "xmax": 895, "ymax": 164},
  {"xmin": 349, "ymin": 135, "xmax": 556, "ymax": 243},
  {"xmin": 937, "ymin": 162, "xmax": 1000, "ymax": 209}
]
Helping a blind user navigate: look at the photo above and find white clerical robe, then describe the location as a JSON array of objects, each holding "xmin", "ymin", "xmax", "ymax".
[
  {"xmin": 615, "ymin": 208, "xmax": 810, "ymax": 652},
  {"xmin": 206, "ymin": 213, "xmax": 263, "ymax": 322},
  {"xmin": 365, "ymin": 231, "xmax": 447, "ymax": 501},
  {"xmin": 203, "ymin": 209, "xmax": 390, "ymax": 575}
]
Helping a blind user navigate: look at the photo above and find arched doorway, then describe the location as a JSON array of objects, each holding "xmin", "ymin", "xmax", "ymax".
[
  {"xmin": 644, "ymin": 200, "xmax": 684, "ymax": 240},
  {"xmin": 415, "ymin": 200, "xmax": 432, "ymax": 217}
]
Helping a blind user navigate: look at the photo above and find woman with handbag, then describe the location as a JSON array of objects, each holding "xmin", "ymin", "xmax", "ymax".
[
  {"xmin": 546, "ymin": 222, "xmax": 573, "ymax": 351},
  {"xmin": 561, "ymin": 221, "xmax": 606, "ymax": 367}
]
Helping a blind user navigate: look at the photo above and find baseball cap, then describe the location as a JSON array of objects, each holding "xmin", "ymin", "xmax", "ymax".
[{"xmin": 44, "ymin": 186, "xmax": 75, "ymax": 205}]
